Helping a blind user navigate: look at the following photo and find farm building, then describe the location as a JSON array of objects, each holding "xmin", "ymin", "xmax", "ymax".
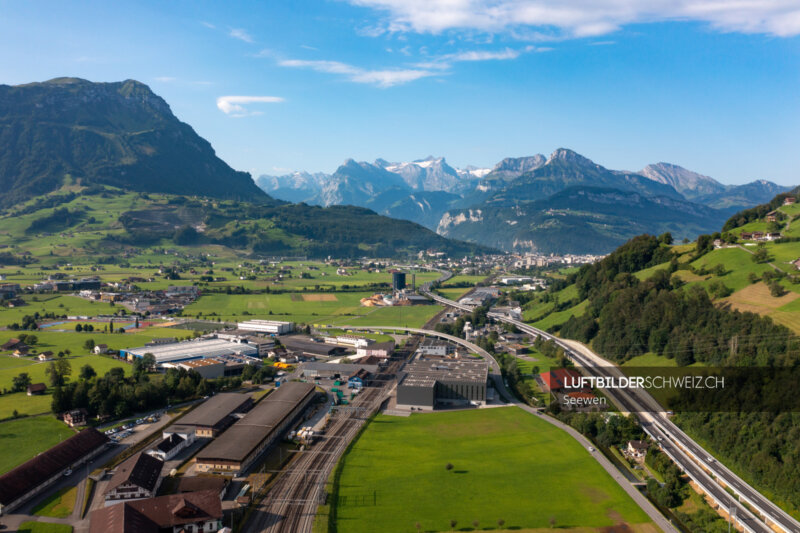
[
  {"xmin": 174, "ymin": 392, "xmax": 254, "ymax": 438},
  {"xmin": 0, "ymin": 428, "xmax": 109, "ymax": 514},
  {"xmin": 396, "ymin": 358, "xmax": 489, "ymax": 410},
  {"xmin": 195, "ymin": 382, "xmax": 316, "ymax": 474}
]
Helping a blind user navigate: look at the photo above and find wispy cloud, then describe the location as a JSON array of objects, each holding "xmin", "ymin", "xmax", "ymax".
[
  {"xmin": 154, "ymin": 76, "xmax": 177, "ymax": 83},
  {"xmin": 200, "ymin": 21, "xmax": 216, "ymax": 29},
  {"xmin": 229, "ymin": 28, "xmax": 254, "ymax": 43},
  {"xmin": 415, "ymin": 45, "xmax": 548, "ymax": 69},
  {"xmin": 278, "ymin": 58, "xmax": 436, "ymax": 87},
  {"xmin": 348, "ymin": 0, "xmax": 800, "ymax": 38},
  {"xmin": 216, "ymin": 95, "xmax": 284, "ymax": 117}
]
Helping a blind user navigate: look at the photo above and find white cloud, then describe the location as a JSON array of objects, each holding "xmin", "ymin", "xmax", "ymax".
[
  {"xmin": 154, "ymin": 76, "xmax": 177, "ymax": 83},
  {"xmin": 278, "ymin": 58, "xmax": 436, "ymax": 87},
  {"xmin": 216, "ymin": 95, "xmax": 284, "ymax": 117},
  {"xmin": 415, "ymin": 45, "xmax": 547, "ymax": 69},
  {"xmin": 347, "ymin": 0, "xmax": 800, "ymax": 38},
  {"xmin": 229, "ymin": 28, "xmax": 254, "ymax": 43}
]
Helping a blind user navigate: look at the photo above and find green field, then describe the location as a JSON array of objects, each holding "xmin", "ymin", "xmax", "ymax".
[
  {"xmin": 328, "ymin": 408, "xmax": 652, "ymax": 532},
  {"xmin": 0, "ymin": 351, "xmax": 129, "ymax": 392},
  {"xmin": 182, "ymin": 291, "xmax": 442, "ymax": 328},
  {"xmin": 0, "ymin": 392, "xmax": 53, "ymax": 419},
  {"xmin": 0, "ymin": 416, "xmax": 75, "ymax": 474}
]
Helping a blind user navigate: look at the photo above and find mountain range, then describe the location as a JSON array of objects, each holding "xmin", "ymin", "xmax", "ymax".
[
  {"xmin": 0, "ymin": 78, "xmax": 488, "ymax": 258},
  {"xmin": 258, "ymin": 149, "xmax": 791, "ymax": 253}
]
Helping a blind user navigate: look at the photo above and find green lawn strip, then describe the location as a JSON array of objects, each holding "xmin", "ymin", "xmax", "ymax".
[
  {"xmin": 32, "ymin": 485, "xmax": 78, "ymax": 518},
  {"xmin": 331, "ymin": 407, "xmax": 651, "ymax": 533},
  {"xmin": 17, "ymin": 522, "xmax": 73, "ymax": 533}
]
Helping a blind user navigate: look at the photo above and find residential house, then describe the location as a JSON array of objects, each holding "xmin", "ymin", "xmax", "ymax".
[
  {"xmin": 626, "ymin": 440, "xmax": 649, "ymax": 460},
  {"xmin": 94, "ymin": 344, "xmax": 109, "ymax": 355},
  {"xmin": 63, "ymin": 408, "xmax": 89, "ymax": 427},
  {"xmin": 147, "ymin": 434, "xmax": 188, "ymax": 462},
  {"xmin": 13, "ymin": 347, "xmax": 29, "ymax": 357},
  {"xmin": 37, "ymin": 351, "xmax": 54, "ymax": 361},
  {"xmin": 89, "ymin": 490, "xmax": 223, "ymax": 533},
  {"xmin": 539, "ymin": 368, "xmax": 584, "ymax": 393},
  {"xmin": 27, "ymin": 383, "xmax": 46, "ymax": 396},
  {"xmin": 785, "ymin": 197, "xmax": 796, "ymax": 205},
  {"xmin": 104, "ymin": 453, "xmax": 164, "ymax": 504},
  {"xmin": 740, "ymin": 232, "xmax": 753, "ymax": 240},
  {"xmin": 766, "ymin": 211, "xmax": 778, "ymax": 222}
]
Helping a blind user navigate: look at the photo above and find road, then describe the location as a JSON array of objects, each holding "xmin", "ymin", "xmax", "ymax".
[{"xmin": 340, "ymin": 324, "xmax": 679, "ymax": 533}]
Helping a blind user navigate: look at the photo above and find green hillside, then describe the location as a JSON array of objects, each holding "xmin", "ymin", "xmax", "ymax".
[
  {"xmin": 514, "ymin": 193, "xmax": 800, "ymax": 515},
  {"xmin": 0, "ymin": 186, "xmax": 489, "ymax": 261}
]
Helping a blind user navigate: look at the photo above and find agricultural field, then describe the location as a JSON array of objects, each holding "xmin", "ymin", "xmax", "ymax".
[
  {"xmin": 0, "ymin": 391, "xmax": 53, "ymax": 419},
  {"xmin": 0, "ymin": 415, "xmax": 75, "ymax": 474},
  {"xmin": 327, "ymin": 408, "xmax": 653, "ymax": 533}
]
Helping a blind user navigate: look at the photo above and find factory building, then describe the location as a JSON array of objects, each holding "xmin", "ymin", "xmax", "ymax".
[
  {"xmin": 302, "ymin": 362, "xmax": 379, "ymax": 379},
  {"xmin": 236, "ymin": 320, "xmax": 294, "ymax": 335},
  {"xmin": 174, "ymin": 393, "xmax": 254, "ymax": 438},
  {"xmin": 396, "ymin": 358, "xmax": 489, "ymax": 411},
  {"xmin": 120, "ymin": 338, "xmax": 258, "ymax": 365},
  {"xmin": 391, "ymin": 271, "xmax": 406, "ymax": 291},
  {"xmin": 417, "ymin": 339, "xmax": 452, "ymax": 357},
  {"xmin": 195, "ymin": 382, "xmax": 316, "ymax": 474}
]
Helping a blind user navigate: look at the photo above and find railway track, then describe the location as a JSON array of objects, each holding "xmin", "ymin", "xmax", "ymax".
[{"xmin": 243, "ymin": 357, "xmax": 406, "ymax": 533}]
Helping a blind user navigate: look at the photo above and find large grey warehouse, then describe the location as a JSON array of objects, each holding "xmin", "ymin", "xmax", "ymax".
[
  {"xmin": 396, "ymin": 358, "xmax": 488, "ymax": 411},
  {"xmin": 195, "ymin": 382, "xmax": 316, "ymax": 474}
]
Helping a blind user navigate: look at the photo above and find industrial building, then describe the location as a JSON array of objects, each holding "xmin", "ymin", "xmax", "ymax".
[
  {"xmin": 396, "ymin": 357, "xmax": 489, "ymax": 411},
  {"xmin": 236, "ymin": 319, "xmax": 294, "ymax": 335},
  {"xmin": 418, "ymin": 339, "xmax": 452, "ymax": 357},
  {"xmin": 281, "ymin": 336, "xmax": 347, "ymax": 357},
  {"xmin": 174, "ymin": 392, "xmax": 254, "ymax": 438},
  {"xmin": 302, "ymin": 362, "xmax": 379, "ymax": 379},
  {"xmin": 120, "ymin": 338, "xmax": 258, "ymax": 365},
  {"xmin": 392, "ymin": 271, "xmax": 406, "ymax": 291},
  {"xmin": 195, "ymin": 382, "xmax": 316, "ymax": 474}
]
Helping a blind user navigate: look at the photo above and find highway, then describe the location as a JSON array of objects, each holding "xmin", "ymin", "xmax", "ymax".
[{"xmin": 419, "ymin": 286, "xmax": 799, "ymax": 532}]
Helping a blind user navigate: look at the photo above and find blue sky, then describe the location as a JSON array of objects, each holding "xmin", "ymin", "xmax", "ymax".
[{"xmin": 1, "ymin": 0, "xmax": 799, "ymax": 184}]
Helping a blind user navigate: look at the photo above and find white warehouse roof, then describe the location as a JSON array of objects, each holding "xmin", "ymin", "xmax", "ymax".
[{"xmin": 123, "ymin": 338, "xmax": 258, "ymax": 363}]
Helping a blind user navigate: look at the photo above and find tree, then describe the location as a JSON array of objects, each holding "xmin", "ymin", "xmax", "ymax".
[
  {"xmin": 12, "ymin": 372, "xmax": 31, "ymax": 393},
  {"xmin": 497, "ymin": 519, "xmax": 505, "ymax": 528},
  {"xmin": 83, "ymin": 339, "xmax": 95, "ymax": 351},
  {"xmin": 449, "ymin": 520, "xmax": 457, "ymax": 530},
  {"xmin": 770, "ymin": 282, "xmax": 787, "ymax": 297},
  {"xmin": 752, "ymin": 246, "xmax": 770, "ymax": 264},
  {"xmin": 445, "ymin": 462, "xmax": 453, "ymax": 471},
  {"xmin": 25, "ymin": 335, "xmax": 37, "ymax": 345},
  {"xmin": 79, "ymin": 364, "xmax": 97, "ymax": 380},
  {"xmin": 75, "ymin": 323, "xmax": 83, "ymax": 332},
  {"xmin": 549, "ymin": 517, "xmax": 557, "ymax": 528},
  {"xmin": 46, "ymin": 359, "xmax": 72, "ymax": 387}
]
